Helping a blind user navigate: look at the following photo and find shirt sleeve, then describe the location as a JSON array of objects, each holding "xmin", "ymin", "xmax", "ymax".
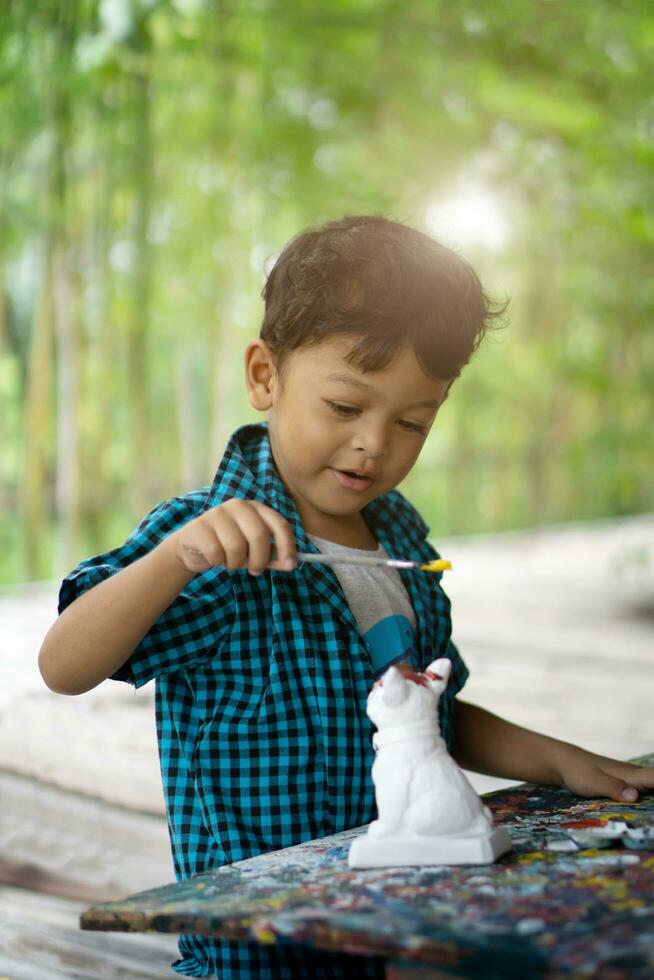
[{"xmin": 57, "ymin": 495, "xmax": 234, "ymax": 689}]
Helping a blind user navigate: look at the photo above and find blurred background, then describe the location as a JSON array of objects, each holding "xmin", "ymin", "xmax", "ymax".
[
  {"xmin": 1, "ymin": 2, "xmax": 653, "ymax": 976},
  {"xmin": 2, "ymin": 0, "xmax": 653, "ymax": 585}
]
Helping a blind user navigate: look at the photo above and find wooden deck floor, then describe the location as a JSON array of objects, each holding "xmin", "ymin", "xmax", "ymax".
[
  {"xmin": 0, "ymin": 884, "xmax": 180, "ymax": 978},
  {"xmin": 1, "ymin": 514, "xmax": 652, "ymax": 977}
]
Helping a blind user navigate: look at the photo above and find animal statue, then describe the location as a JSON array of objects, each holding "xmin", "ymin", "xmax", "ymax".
[
  {"xmin": 349, "ymin": 659, "xmax": 512, "ymax": 868},
  {"xmin": 364, "ymin": 658, "xmax": 494, "ymax": 840}
]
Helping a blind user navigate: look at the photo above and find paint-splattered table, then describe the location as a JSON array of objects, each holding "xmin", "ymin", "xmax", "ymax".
[{"xmin": 81, "ymin": 753, "xmax": 654, "ymax": 979}]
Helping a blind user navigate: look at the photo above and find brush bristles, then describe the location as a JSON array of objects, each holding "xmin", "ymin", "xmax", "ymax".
[{"xmin": 420, "ymin": 559, "xmax": 452, "ymax": 572}]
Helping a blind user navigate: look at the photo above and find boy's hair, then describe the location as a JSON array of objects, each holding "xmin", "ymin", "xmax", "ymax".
[{"xmin": 260, "ymin": 215, "xmax": 507, "ymax": 380}]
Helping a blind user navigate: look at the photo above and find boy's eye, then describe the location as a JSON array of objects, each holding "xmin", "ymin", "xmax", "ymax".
[
  {"xmin": 325, "ymin": 400, "xmax": 361, "ymax": 418},
  {"xmin": 326, "ymin": 400, "xmax": 428, "ymax": 434},
  {"xmin": 398, "ymin": 419, "xmax": 428, "ymax": 435}
]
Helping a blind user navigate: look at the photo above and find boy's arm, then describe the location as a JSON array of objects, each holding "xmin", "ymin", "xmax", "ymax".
[
  {"xmin": 452, "ymin": 698, "xmax": 654, "ymax": 804},
  {"xmin": 39, "ymin": 498, "xmax": 298, "ymax": 696},
  {"xmin": 39, "ymin": 534, "xmax": 195, "ymax": 695}
]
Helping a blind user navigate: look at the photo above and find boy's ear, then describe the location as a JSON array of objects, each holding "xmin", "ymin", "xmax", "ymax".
[{"xmin": 244, "ymin": 339, "xmax": 277, "ymax": 411}]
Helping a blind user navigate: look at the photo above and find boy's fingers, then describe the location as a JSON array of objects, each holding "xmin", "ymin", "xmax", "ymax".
[
  {"xmin": 603, "ymin": 762, "xmax": 654, "ymax": 792},
  {"xmin": 181, "ymin": 523, "xmax": 226, "ymax": 569},
  {"xmin": 193, "ymin": 500, "xmax": 296, "ymax": 573},
  {"xmin": 582, "ymin": 753, "xmax": 654, "ymax": 797},
  {"xmin": 595, "ymin": 772, "xmax": 639, "ymax": 803},
  {"xmin": 250, "ymin": 503, "xmax": 297, "ymax": 570},
  {"xmin": 231, "ymin": 505, "xmax": 278, "ymax": 573},
  {"xmin": 210, "ymin": 511, "xmax": 249, "ymax": 569}
]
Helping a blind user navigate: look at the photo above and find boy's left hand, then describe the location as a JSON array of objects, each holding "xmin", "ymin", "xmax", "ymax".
[{"xmin": 556, "ymin": 744, "xmax": 654, "ymax": 803}]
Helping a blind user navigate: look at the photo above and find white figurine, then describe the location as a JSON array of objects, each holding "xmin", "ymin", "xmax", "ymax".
[{"xmin": 348, "ymin": 658, "xmax": 512, "ymax": 867}]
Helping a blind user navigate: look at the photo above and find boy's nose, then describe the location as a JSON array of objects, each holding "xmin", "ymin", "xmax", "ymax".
[{"xmin": 354, "ymin": 424, "xmax": 388, "ymax": 459}]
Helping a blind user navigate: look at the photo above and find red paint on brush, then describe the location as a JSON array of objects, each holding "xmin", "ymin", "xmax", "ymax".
[{"xmin": 562, "ymin": 819, "xmax": 605, "ymax": 829}]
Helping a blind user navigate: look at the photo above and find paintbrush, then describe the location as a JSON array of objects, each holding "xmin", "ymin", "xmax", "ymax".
[
  {"xmin": 296, "ymin": 553, "xmax": 452, "ymax": 573},
  {"xmin": 184, "ymin": 546, "xmax": 451, "ymax": 573}
]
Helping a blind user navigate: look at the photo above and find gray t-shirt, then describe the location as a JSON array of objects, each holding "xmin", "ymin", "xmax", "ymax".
[{"xmin": 308, "ymin": 534, "xmax": 417, "ymax": 679}]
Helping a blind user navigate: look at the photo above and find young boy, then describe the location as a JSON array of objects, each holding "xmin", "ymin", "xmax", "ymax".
[{"xmin": 40, "ymin": 216, "xmax": 654, "ymax": 979}]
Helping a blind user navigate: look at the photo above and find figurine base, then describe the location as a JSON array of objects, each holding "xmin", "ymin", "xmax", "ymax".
[{"xmin": 348, "ymin": 826, "xmax": 512, "ymax": 868}]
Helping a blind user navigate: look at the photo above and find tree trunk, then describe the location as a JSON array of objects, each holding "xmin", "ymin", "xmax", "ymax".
[
  {"xmin": 174, "ymin": 341, "xmax": 197, "ymax": 491},
  {"xmin": 0, "ymin": 237, "xmax": 7, "ymax": 493},
  {"xmin": 126, "ymin": 13, "xmax": 153, "ymax": 518},
  {"xmin": 50, "ymin": 2, "xmax": 82, "ymax": 574},
  {"xmin": 84, "ymin": 84, "xmax": 120, "ymax": 555},
  {"xmin": 207, "ymin": 0, "xmax": 240, "ymax": 471},
  {"xmin": 53, "ymin": 231, "xmax": 81, "ymax": 572},
  {"xmin": 23, "ymin": 243, "xmax": 55, "ymax": 579}
]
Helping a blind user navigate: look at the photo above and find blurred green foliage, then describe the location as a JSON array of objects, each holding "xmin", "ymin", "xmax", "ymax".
[{"xmin": 1, "ymin": 0, "xmax": 653, "ymax": 584}]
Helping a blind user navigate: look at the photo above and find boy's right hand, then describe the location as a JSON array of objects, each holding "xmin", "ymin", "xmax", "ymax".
[{"xmin": 171, "ymin": 499, "xmax": 298, "ymax": 576}]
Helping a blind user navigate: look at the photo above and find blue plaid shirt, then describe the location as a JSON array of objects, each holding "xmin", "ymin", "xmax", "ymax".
[{"xmin": 59, "ymin": 423, "xmax": 469, "ymax": 979}]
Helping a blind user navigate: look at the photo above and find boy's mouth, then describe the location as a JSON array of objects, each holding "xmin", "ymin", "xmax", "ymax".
[{"xmin": 330, "ymin": 467, "xmax": 375, "ymax": 492}]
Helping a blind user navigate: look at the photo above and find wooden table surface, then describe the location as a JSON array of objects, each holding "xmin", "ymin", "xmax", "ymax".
[{"xmin": 81, "ymin": 753, "xmax": 654, "ymax": 979}]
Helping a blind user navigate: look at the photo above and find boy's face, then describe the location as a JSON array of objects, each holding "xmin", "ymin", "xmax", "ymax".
[{"xmin": 248, "ymin": 335, "xmax": 452, "ymax": 539}]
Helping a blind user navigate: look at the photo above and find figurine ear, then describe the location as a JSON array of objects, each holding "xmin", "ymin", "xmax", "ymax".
[
  {"xmin": 381, "ymin": 665, "xmax": 408, "ymax": 706},
  {"xmin": 425, "ymin": 658, "xmax": 451, "ymax": 690}
]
